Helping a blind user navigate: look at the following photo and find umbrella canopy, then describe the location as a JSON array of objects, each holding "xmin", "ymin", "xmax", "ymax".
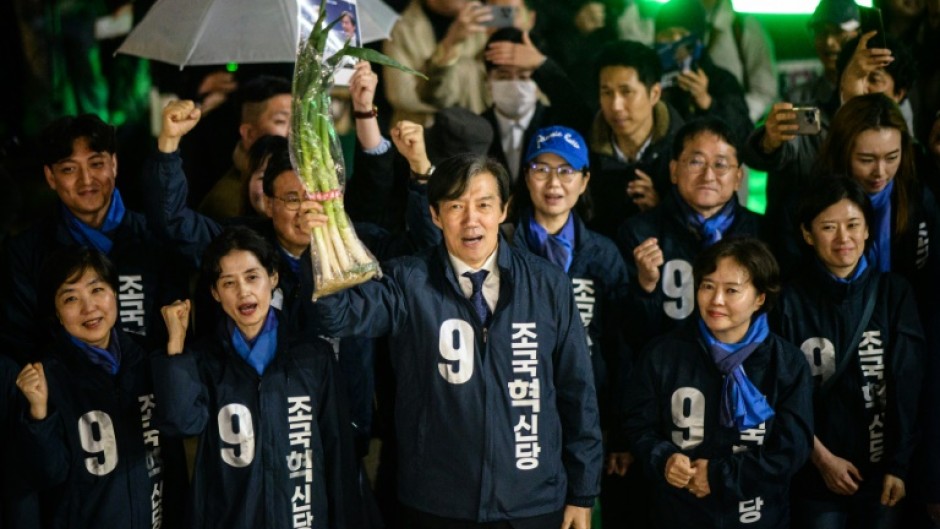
[{"xmin": 117, "ymin": 0, "xmax": 398, "ymax": 67}]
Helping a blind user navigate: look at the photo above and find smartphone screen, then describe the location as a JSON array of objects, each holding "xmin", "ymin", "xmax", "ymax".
[
  {"xmin": 483, "ymin": 5, "xmax": 516, "ymax": 28},
  {"xmin": 859, "ymin": 6, "xmax": 888, "ymax": 49}
]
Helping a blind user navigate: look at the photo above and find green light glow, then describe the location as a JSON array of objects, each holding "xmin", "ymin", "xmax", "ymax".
[
  {"xmin": 647, "ymin": 0, "xmax": 873, "ymax": 13},
  {"xmin": 226, "ymin": 62, "xmax": 239, "ymax": 72}
]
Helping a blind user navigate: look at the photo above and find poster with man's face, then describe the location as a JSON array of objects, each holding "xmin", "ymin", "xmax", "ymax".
[{"xmin": 298, "ymin": 0, "xmax": 361, "ymax": 85}]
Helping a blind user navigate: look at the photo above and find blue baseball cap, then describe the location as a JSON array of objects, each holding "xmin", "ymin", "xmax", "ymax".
[{"xmin": 524, "ymin": 126, "xmax": 590, "ymax": 170}]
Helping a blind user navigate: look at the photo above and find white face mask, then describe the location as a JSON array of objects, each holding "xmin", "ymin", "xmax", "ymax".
[{"xmin": 490, "ymin": 80, "xmax": 538, "ymax": 120}]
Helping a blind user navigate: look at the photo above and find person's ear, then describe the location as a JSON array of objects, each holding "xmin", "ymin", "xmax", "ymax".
[
  {"xmin": 44, "ymin": 166, "xmax": 57, "ymax": 191},
  {"xmin": 801, "ymin": 225, "xmax": 815, "ymax": 247},
  {"xmin": 430, "ymin": 206, "xmax": 443, "ymax": 230},
  {"xmin": 211, "ymin": 286, "xmax": 221, "ymax": 303},
  {"xmin": 649, "ymin": 82, "xmax": 662, "ymax": 106},
  {"xmin": 269, "ymin": 271, "xmax": 279, "ymax": 291},
  {"xmin": 669, "ymin": 160, "xmax": 678, "ymax": 185}
]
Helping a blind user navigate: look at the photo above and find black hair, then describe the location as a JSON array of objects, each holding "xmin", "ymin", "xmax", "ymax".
[
  {"xmin": 239, "ymin": 76, "xmax": 292, "ymax": 123},
  {"xmin": 671, "ymin": 117, "xmax": 740, "ymax": 161},
  {"xmin": 261, "ymin": 139, "xmax": 294, "ymax": 198},
  {"xmin": 484, "ymin": 27, "xmax": 525, "ymax": 72},
  {"xmin": 247, "ymin": 135, "xmax": 288, "ymax": 176},
  {"xmin": 835, "ymin": 33, "xmax": 916, "ymax": 98},
  {"xmin": 693, "ymin": 237, "xmax": 781, "ymax": 314},
  {"xmin": 797, "ymin": 177, "xmax": 875, "ymax": 250},
  {"xmin": 594, "ymin": 40, "xmax": 663, "ymax": 91},
  {"xmin": 39, "ymin": 114, "xmax": 117, "ymax": 167},
  {"xmin": 201, "ymin": 226, "xmax": 280, "ymax": 287},
  {"xmin": 654, "ymin": 0, "xmax": 708, "ymax": 37},
  {"xmin": 427, "ymin": 153, "xmax": 510, "ymax": 214},
  {"xmin": 40, "ymin": 246, "xmax": 118, "ymax": 322}
]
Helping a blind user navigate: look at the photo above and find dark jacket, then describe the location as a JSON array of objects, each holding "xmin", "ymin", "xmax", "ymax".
[
  {"xmin": 615, "ymin": 191, "xmax": 762, "ymax": 350},
  {"xmin": 14, "ymin": 329, "xmax": 187, "ymax": 529},
  {"xmin": 623, "ymin": 321, "xmax": 813, "ymax": 529},
  {"xmin": 772, "ymin": 260, "xmax": 925, "ymax": 501},
  {"xmin": 313, "ymin": 240, "xmax": 603, "ymax": 521},
  {"xmin": 510, "ymin": 212, "xmax": 631, "ymax": 447},
  {"xmin": 0, "ymin": 207, "xmax": 188, "ymax": 362},
  {"xmin": 150, "ymin": 311, "xmax": 359, "ymax": 529},
  {"xmin": 661, "ymin": 55, "xmax": 754, "ymax": 144},
  {"xmin": 586, "ymin": 101, "xmax": 686, "ymax": 240}
]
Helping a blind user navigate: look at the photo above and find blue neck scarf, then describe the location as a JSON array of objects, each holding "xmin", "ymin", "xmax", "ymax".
[
  {"xmin": 698, "ymin": 314, "xmax": 775, "ymax": 431},
  {"xmin": 868, "ymin": 180, "xmax": 894, "ymax": 272},
  {"xmin": 69, "ymin": 329, "xmax": 121, "ymax": 375},
  {"xmin": 228, "ymin": 308, "xmax": 278, "ymax": 376},
  {"xmin": 826, "ymin": 253, "xmax": 869, "ymax": 284},
  {"xmin": 524, "ymin": 211, "xmax": 575, "ymax": 273},
  {"xmin": 675, "ymin": 188, "xmax": 736, "ymax": 247},
  {"xmin": 61, "ymin": 189, "xmax": 126, "ymax": 255},
  {"xmin": 279, "ymin": 247, "xmax": 301, "ymax": 277}
]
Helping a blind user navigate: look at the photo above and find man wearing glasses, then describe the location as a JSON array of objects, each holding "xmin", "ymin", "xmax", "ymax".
[{"xmin": 616, "ymin": 116, "xmax": 762, "ymax": 352}]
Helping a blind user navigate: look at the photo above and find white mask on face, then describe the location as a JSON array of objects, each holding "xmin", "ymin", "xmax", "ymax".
[{"xmin": 490, "ymin": 80, "xmax": 538, "ymax": 120}]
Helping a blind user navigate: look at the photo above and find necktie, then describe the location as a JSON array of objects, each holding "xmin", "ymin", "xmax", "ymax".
[{"xmin": 463, "ymin": 270, "xmax": 491, "ymax": 326}]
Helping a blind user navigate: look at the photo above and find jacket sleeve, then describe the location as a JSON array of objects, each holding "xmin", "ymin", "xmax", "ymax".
[
  {"xmin": 552, "ymin": 277, "xmax": 603, "ymax": 506},
  {"xmin": 884, "ymin": 277, "xmax": 926, "ymax": 480},
  {"xmin": 623, "ymin": 345, "xmax": 681, "ymax": 484},
  {"xmin": 598, "ymin": 246, "xmax": 635, "ymax": 452},
  {"xmin": 615, "ymin": 221, "xmax": 671, "ymax": 349},
  {"xmin": 0, "ymin": 239, "xmax": 42, "ymax": 360},
  {"xmin": 406, "ymin": 182, "xmax": 443, "ymax": 250},
  {"xmin": 15, "ymin": 409, "xmax": 71, "ymax": 489},
  {"xmin": 700, "ymin": 65, "xmax": 753, "ymax": 144},
  {"xmin": 313, "ymin": 352, "xmax": 366, "ymax": 529},
  {"xmin": 346, "ymin": 146, "xmax": 396, "ymax": 227},
  {"xmin": 140, "ymin": 150, "xmax": 223, "ymax": 268},
  {"xmin": 705, "ymin": 344, "xmax": 815, "ymax": 500},
  {"xmin": 150, "ymin": 350, "xmax": 210, "ymax": 438},
  {"xmin": 380, "ymin": 13, "xmax": 442, "ymax": 120},
  {"xmin": 740, "ymin": 16, "xmax": 778, "ymax": 123},
  {"xmin": 313, "ymin": 273, "xmax": 408, "ymax": 339}
]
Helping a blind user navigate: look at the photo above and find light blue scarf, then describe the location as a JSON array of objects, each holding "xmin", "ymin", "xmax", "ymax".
[
  {"xmin": 699, "ymin": 314, "xmax": 775, "ymax": 431},
  {"xmin": 228, "ymin": 308, "xmax": 279, "ymax": 376},
  {"xmin": 62, "ymin": 189, "xmax": 126, "ymax": 255}
]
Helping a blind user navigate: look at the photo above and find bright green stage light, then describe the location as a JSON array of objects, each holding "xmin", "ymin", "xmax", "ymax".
[{"xmin": 647, "ymin": 0, "xmax": 873, "ymax": 13}]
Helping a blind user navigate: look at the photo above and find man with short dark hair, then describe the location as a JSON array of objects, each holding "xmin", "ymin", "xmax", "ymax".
[
  {"xmin": 198, "ymin": 76, "xmax": 293, "ymax": 219},
  {"xmin": 587, "ymin": 40, "xmax": 685, "ymax": 239},
  {"xmin": 0, "ymin": 114, "xmax": 188, "ymax": 362},
  {"xmin": 314, "ymin": 153, "xmax": 603, "ymax": 529},
  {"xmin": 617, "ymin": 117, "xmax": 761, "ymax": 350},
  {"xmin": 787, "ymin": 0, "xmax": 860, "ymax": 107}
]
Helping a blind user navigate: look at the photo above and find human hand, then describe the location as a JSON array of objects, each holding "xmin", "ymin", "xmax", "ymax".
[
  {"xmin": 484, "ymin": 31, "xmax": 546, "ymax": 71},
  {"xmin": 840, "ymin": 30, "xmax": 894, "ymax": 101},
  {"xmin": 605, "ymin": 451, "xmax": 634, "ymax": 476},
  {"xmin": 442, "ymin": 2, "xmax": 492, "ymax": 50},
  {"xmin": 814, "ymin": 452, "xmax": 863, "ymax": 495},
  {"xmin": 760, "ymin": 102, "xmax": 799, "ymax": 153},
  {"xmin": 633, "ymin": 237, "xmax": 664, "ymax": 294},
  {"xmin": 628, "ymin": 169, "xmax": 660, "ymax": 211},
  {"xmin": 391, "ymin": 120, "xmax": 432, "ymax": 175},
  {"xmin": 574, "ymin": 2, "xmax": 605, "ymax": 34},
  {"xmin": 349, "ymin": 61, "xmax": 378, "ymax": 113},
  {"xmin": 560, "ymin": 505, "xmax": 591, "ymax": 529},
  {"xmin": 687, "ymin": 459, "xmax": 711, "ymax": 498},
  {"xmin": 196, "ymin": 70, "xmax": 238, "ymax": 113},
  {"xmin": 881, "ymin": 474, "xmax": 905, "ymax": 507},
  {"xmin": 297, "ymin": 198, "xmax": 329, "ymax": 232},
  {"xmin": 677, "ymin": 68, "xmax": 712, "ymax": 110},
  {"xmin": 16, "ymin": 363, "xmax": 48, "ymax": 420},
  {"xmin": 161, "ymin": 300, "xmax": 191, "ymax": 356},
  {"xmin": 664, "ymin": 453, "xmax": 696, "ymax": 489},
  {"xmin": 159, "ymin": 100, "xmax": 202, "ymax": 153}
]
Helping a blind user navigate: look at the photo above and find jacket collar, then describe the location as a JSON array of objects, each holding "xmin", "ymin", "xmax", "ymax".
[{"xmin": 589, "ymin": 101, "xmax": 675, "ymax": 158}]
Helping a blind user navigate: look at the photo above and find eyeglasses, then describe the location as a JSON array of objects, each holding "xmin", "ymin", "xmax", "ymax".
[
  {"xmin": 681, "ymin": 156, "xmax": 739, "ymax": 176},
  {"xmin": 527, "ymin": 163, "xmax": 582, "ymax": 183},
  {"xmin": 271, "ymin": 195, "xmax": 302, "ymax": 211}
]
